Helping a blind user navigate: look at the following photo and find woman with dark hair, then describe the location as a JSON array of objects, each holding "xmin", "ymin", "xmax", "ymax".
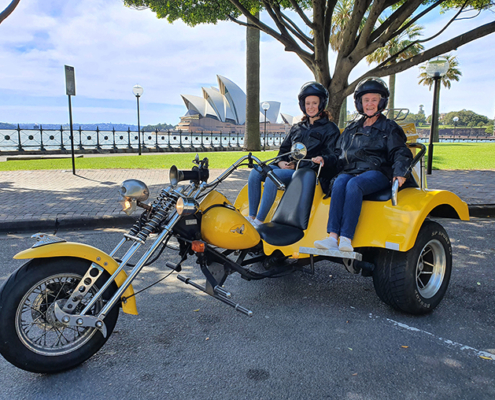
[
  {"xmin": 247, "ymin": 82, "xmax": 340, "ymax": 227},
  {"xmin": 314, "ymin": 77, "xmax": 413, "ymax": 252}
]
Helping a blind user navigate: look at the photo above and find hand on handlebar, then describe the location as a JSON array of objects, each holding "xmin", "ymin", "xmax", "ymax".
[
  {"xmin": 393, "ymin": 176, "xmax": 406, "ymax": 187},
  {"xmin": 311, "ymin": 156, "xmax": 324, "ymax": 166}
]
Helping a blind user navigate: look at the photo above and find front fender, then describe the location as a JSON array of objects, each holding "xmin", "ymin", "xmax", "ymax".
[{"xmin": 14, "ymin": 242, "xmax": 138, "ymax": 315}]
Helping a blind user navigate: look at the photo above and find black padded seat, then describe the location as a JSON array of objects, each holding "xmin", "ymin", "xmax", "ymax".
[{"xmin": 257, "ymin": 168, "xmax": 316, "ymax": 246}]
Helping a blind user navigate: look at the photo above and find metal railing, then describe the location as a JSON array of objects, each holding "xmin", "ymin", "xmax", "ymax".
[{"xmin": 0, "ymin": 126, "xmax": 289, "ymax": 153}]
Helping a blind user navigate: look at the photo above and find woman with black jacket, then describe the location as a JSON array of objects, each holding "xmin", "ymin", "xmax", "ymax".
[
  {"xmin": 247, "ymin": 82, "xmax": 340, "ymax": 227},
  {"xmin": 314, "ymin": 77, "xmax": 412, "ymax": 252}
]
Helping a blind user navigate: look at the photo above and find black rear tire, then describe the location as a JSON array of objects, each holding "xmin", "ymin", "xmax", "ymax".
[
  {"xmin": 373, "ymin": 220, "xmax": 452, "ymax": 315},
  {"xmin": 0, "ymin": 257, "xmax": 119, "ymax": 373}
]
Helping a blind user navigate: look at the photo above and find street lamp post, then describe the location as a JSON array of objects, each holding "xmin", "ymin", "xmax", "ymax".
[
  {"xmin": 262, "ymin": 102, "xmax": 270, "ymax": 151},
  {"xmin": 132, "ymin": 84, "xmax": 144, "ymax": 156},
  {"xmin": 453, "ymin": 116, "xmax": 459, "ymax": 131},
  {"xmin": 425, "ymin": 58, "xmax": 449, "ymax": 174}
]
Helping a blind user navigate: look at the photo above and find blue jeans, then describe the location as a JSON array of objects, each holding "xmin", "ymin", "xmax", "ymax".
[
  {"xmin": 327, "ymin": 171, "xmax": 390, "ymax": 239},
  {"xmin": 248, "ymin": 165, "xmax": 295, "ymax": 221}
]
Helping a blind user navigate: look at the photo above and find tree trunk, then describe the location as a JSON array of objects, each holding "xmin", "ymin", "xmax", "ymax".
[
  {"xmin": 0, "ymin": 0, "xmax": 21, "ymax": 25},
  {"xmin": 338, "ymin": 97, "xmax": 347, "ymax": 129},
  {"xmin": 244, "ymin": 12, "xmax": 261, "ymax": 151},
  {"xmin": 388, "ymin": 74, "xmax": 396, "ymax": 119}
]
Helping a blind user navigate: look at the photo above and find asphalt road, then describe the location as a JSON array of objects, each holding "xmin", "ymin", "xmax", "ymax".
[{"xmin": 0, "ymin": 219, "xmax": 494, "ymax": 400}]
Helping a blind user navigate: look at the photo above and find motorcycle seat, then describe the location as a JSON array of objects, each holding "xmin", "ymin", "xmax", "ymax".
[{"xmin": 257, "ymin": 168, "xmax": 316, "ymax": 246}]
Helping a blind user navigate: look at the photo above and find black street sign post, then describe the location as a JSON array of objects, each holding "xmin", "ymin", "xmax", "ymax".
[{"xmin": 65, "ymin": 65, "xmax": 76, "ymax": 175}]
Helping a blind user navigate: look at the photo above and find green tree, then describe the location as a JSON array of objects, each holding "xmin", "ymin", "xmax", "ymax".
[
  {"xmin": 124, "ymin": 0, "xmax": 495, "ymax": 125},
  {"xmin": 366, "ymin": 19, "xmax": 424, "ymax": 116},
  {"xmin": 443, "ymin": 110, "xmax": 489, "ymax": 126},
  {"xmin": 0, "ymin": 0, "xmax": 21, "ymax": 25},
  {"xmin": 404, "ymin": 112, "xmax": 427, "ymax": 127}
]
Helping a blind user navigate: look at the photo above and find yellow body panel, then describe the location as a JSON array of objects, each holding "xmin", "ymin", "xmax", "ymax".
[
  {"xmin": 234, "ymin": 182, "xmax": 469, "ymax": 256},
  {"xmin": 14, "ymin": 242, "xmax": 138, "ymax": 315},
  {"xmin": 199, "ymin": 190, "xmax": 233, "ymax": 210},
  {"xmin": 200, "ymin": 190, "xmax": 261, "ymax": 249}
]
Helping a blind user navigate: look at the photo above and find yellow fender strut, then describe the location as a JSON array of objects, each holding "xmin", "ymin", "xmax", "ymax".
[{"xmin": 14, "ymin": 242, "xmax": 138, "ymax": 315}]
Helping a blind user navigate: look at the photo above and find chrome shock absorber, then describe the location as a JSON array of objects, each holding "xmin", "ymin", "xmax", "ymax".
[{"xmin": 125, "ymin": 187, "xmax": 179, "ymax": 243}]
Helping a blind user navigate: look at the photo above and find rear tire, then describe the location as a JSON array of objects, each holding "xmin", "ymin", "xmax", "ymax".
[
  {"xmin": 0, "ymin": 257, "xmax": 119, "ymax": 373},
  {"xmin": 373, "ymin": 220, "xmax": 452, "ymax": 315}
]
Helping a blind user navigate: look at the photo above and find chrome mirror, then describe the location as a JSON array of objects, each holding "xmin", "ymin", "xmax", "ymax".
[{"xmin": 291, "ymin": 142, "xmax": 307, "ymax": 160}]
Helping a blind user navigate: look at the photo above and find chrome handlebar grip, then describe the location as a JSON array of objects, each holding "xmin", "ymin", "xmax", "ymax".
[{"xmin": 391, "ymin": 179, "xmax": 399, "ymax": 206}]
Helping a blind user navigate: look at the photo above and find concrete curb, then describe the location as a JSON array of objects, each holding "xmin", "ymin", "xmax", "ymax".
[
  {"xmin": 0, "ymin": 215, "xmax": 135, "ymax": 234},
  {"xmin": 468, "ymin": 204, "xmax": 495, "ymax": 218}
]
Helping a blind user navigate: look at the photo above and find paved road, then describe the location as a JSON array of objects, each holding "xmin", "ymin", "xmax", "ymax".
[{"xmin": 0, "ymin": 220, "xmax": 494, "ymax": 399}]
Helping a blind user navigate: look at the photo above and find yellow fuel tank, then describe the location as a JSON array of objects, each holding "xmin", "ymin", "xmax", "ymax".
[{"xmin": 200, "ymin": 191, "xmax": 260, "ymax": 249}]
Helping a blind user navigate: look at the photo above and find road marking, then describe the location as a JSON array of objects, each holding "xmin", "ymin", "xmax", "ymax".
[{"xmin": 387, "ymin": 318, "xmax": 495, "ymax": 360}]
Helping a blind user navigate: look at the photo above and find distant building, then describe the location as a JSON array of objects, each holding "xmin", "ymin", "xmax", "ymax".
[{"xmin": 176, "ymin": 75, "xmax": 294, "ymax": 134}]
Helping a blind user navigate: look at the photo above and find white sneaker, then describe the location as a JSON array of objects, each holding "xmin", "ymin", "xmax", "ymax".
[
  {"xmin": 339, "ymin": 237, "xmax": 354, "ymax": 252},
  {"xmin": 314, "ymin": 236, "xmax": 339, "ymax": 250},
  {"xmin": 247, "ymin": 217, "xmax": 263, "ymax": 227}
]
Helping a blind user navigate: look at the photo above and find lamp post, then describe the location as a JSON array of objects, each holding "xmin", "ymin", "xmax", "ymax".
[
  {"xmin": 262, "ymin": 102, "xmax": 270, "ymax": 151},
  {"xmin": 132, "ymin": 84, "xmax": 144, "ymax": 156},
  {"xmin": 425, "ymin": 58, "xmax": 449, "ymax": 174},
  {"xmin": 453, "ymin": 116, "xmax": 459, "ymax": 130}
]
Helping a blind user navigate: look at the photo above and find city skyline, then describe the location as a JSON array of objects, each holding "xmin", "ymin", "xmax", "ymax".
[{"xmin": 1, "ymin": 0, "xmax": 494, "ymax": 126}]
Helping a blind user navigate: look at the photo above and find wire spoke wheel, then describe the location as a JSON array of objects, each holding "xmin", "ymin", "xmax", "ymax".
[
  {"xmin": 416, "ymin": 239, "xmax": 447, "ymax": 299},
  {"xmin": 16, "ymin": 273, "xmax": 103, "ymax": 356}
]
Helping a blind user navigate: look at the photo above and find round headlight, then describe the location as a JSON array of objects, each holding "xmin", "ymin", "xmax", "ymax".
[{"xmin": 176, "ymin": 197, "xmax": 198, "ymax": 216}]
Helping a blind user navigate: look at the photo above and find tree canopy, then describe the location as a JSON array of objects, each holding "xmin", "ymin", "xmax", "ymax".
[{"xmin": 124, "ymin": 0, "xmax": 495, "ymax": 123}]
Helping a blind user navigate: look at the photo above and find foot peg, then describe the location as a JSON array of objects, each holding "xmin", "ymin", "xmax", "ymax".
[{"xmin": 177, "ymin": 274, "xmax": 252, "ymax": 317}]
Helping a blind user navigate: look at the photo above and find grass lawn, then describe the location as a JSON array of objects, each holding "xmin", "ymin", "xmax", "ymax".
[{"xmin": 0, "ymin": 143, "xmax": 494, "ymax": 171}]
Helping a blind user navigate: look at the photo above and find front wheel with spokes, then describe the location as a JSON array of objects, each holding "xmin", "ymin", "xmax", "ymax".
[{"xmin": 0, "ymin": 257, "xmax": 119, "ymax": 373}]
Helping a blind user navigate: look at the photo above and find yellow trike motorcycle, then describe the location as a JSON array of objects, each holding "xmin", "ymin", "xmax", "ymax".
[{"xmin": 0, "ymin": 135, "xmax": 469, "ymax": 373}]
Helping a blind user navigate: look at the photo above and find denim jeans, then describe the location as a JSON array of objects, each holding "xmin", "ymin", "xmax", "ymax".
[
  {"xmin": 327, "ymin": 170, "xmax": 390, "ymax": 239},
  {"xmin": 248, "ymin": 165, "xmax": 295, "ymax": 221}
]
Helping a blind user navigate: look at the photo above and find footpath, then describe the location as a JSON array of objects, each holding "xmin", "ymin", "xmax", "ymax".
[{"xmin": 0, "ymin": 167, "xmax": 494, "ymax": 234}]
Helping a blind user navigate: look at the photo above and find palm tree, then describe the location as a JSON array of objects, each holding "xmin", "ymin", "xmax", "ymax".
[
  {"xmin": 366, "ymin": 19, "xmax": 424, "ymax": 117},
  {"xmin": 418, "ymin": 54, "xmax": 462, "ymax": 90},
  {"xmin": 245, "ymin": 11, "xmax": 261, "ymax": 151}
]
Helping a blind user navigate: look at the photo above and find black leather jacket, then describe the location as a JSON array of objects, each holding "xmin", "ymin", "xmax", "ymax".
[
  {"xmin": 335, "ymin": 114, "xmax": 412, "ymax": 181},
  {"xmin": 277, "ymin": 115, "xmax": 340, "ymax": 180}
]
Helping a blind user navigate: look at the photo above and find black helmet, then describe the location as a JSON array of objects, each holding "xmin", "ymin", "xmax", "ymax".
[
  {"xmin": 354, "ymin": 77, "xmax": 389, "ymax": 115},
  {"xmin": 298, "ymin": 81, "xmax": 329, "ymax": 117}
]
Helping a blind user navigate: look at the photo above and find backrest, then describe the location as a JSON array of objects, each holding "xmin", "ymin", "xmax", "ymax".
[{"xmin": 271, "ymin": 168, "xmax": 316, "ymax": 230}]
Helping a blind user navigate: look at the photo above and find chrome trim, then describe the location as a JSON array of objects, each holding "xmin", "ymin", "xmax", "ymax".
[{"xmin": 31, "ymin": 233, "xmax": 66, "ymax": 248}]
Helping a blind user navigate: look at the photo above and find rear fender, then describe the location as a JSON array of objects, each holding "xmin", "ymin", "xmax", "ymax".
[
  {"xmin": 260, "ymin": 187, "xmax": 469, "ymax": 257},
  {"xmin": 14, "ymin": 242, "xmax": 138, "ymax": 315}
]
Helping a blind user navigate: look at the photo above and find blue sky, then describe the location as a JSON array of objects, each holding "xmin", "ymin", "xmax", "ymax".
[{"xmin": 1, "ymin": 0, "xmax": 494, "ymax": 126}]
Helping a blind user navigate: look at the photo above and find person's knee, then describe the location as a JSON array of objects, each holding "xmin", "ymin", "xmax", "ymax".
[
  {"xmin": 346, "ymin": 179, "xmax": 363, "ymax": 196},
  {"xmin": 248, "ymin": 169, "xmax": 263, "ymax": 185}
]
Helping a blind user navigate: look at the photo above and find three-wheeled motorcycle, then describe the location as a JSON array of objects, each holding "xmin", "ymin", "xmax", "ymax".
[{"xmin": 0, "ymin": 122, "xmax": 469, "ymax": 373}]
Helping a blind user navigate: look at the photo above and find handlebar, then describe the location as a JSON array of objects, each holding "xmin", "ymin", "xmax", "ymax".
[{"xmin": 266, "ymin": 170, "xmax": 286, "ymax": 191}]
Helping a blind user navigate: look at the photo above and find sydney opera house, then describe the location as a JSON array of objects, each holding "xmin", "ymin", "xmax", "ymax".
[{"xmin": 176, "ymin": 75, "xmax": 297, "ymax": 134}]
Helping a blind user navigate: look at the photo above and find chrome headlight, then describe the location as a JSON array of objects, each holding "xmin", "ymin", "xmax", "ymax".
[
  {"xmin": 118, "ymin": 179, "xmax": 149, "ymax": 215},
  {"xmin": 176, "ymin": 197, "xmax": 198, "ymax": 216}
]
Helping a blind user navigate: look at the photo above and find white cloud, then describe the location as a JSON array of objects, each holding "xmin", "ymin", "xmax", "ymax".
[{"xmin": 0, "ymin": 0, "xmax": 494, "ymax": 125}]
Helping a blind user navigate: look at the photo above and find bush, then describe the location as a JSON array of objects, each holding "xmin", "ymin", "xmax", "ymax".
[{"xmin": 486, "ymin": 125, "xmax": 494, "ymax": 135}]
